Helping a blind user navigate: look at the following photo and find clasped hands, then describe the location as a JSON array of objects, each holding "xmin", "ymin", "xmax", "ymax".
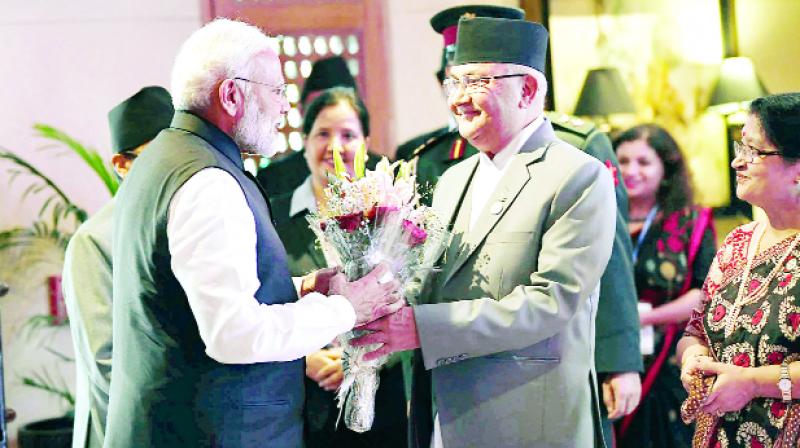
[
  {"xmin": 302, "ymin": 264, "xmax": 420, "ymax": 362},
  {"xmin": 680, "ymin": 355, "xmax": 757, "ymax": 416}
]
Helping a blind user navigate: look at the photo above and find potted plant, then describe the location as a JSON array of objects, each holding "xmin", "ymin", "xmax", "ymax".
[{"xmin": 0, "ymin": 124, "xmax": 117, "ymax": 447}]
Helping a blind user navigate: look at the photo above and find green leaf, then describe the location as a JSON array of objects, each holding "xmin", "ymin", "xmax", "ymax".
[
  {"xmin": 0, "ymin": 149, "xmax": 87, "ymax": 227},
  {"xmin": 21, "ymin": 368, "xmax": 74, "ymax": 407},
  {"xmin": 34, "ymin": 123, "xmax": 119, "ymax": 196},
  {"xmin": 45, "ymin": 347, "xmax": 74, "ymax": 363}
]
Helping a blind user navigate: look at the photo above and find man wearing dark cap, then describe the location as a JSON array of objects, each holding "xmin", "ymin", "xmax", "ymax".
[
  {"xmin": 353, "ymin": 17, "xmax": 616, "ymax": 447},
  {"xmin": 396, "ymin": 5, "xmax": 643, "ymax": 445},
  {"xmin": 62, "ymin": 85, "xmax": 174, "ymax": 448},
  {"xmin": 256, "ymin": 56, "xmax": 361, "ymax": 197},
  {"xmin": 395, "ymin": 5, "xmax": 523, "ymax": 199}
]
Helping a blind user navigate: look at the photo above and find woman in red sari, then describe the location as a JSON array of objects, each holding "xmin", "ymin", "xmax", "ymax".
[
  {"xmin": 614, "ymin": 124, "xmax": 717, "ymax": 447},
  {"xmin": 679, "ymin": 93, "xmax": 800, "ymax": 447}
]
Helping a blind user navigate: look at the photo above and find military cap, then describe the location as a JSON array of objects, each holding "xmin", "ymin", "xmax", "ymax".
[
  {"xmin": 300, "ymin": 56, "xmax": 356, "ymax": 106},
  {"xmin": 453, "ymin": 17, "xmax": 549, "ymax": 73},
  {"xmin": 108, "ymin": 86, "xmax": 174, "ymax": 154},
  {"xmin": 430, "ymin": 5, "xmax": 524, "ymax": 61}
]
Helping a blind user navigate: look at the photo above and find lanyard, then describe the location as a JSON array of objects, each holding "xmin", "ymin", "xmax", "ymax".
[{"xmin": 632, "ymin": 206, "xmax": 659, "ymax": 264}]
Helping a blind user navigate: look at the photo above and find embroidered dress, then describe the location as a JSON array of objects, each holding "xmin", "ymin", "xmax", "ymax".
[
  {"xmin": 618, "ymin": 207, "xmax": 717, "ymax": 447},
  {"xmin": 685, "ymin": 222, "xmax": 800, "ymax": 447}
]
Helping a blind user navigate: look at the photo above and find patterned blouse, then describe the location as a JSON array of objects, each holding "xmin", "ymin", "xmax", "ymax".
[{"xmin": 685, "ymin": 222, "xmax": 800, "ymax": 447}]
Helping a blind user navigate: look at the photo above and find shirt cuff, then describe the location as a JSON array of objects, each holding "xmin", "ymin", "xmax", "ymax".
[{"xmin": 301, "ymin": 292, "xmax": 356, "ymax": 330}]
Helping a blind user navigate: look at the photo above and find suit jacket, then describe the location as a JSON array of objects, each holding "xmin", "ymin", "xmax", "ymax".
[
  {"xmin": 397, "ymin": 115, "xmax": 641, "ymax": 379},
  {"xmin": 62, "ymin": 200, "xmax": 115, "ymax": 448},
  {"xmin": 410, "ymin": 120, "xmax": 616, "ymax": 447}
]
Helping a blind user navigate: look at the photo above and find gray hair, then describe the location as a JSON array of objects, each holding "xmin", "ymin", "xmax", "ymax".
[
  {"xmin": 171, "ymin": 18, "xmax": 275, "ymax": 111},
  {"xmin": 502, "ymin": 63, "xmax": 548, "ymax": 113}
]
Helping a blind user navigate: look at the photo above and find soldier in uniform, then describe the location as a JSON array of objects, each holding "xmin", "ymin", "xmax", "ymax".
[
  {"xmin": 395, "ymin": 6, "xmax": 644, "ymax": 446},
  {"xmin": 257, "ymin": 56, "xmax": 359, "ymax": 197}
]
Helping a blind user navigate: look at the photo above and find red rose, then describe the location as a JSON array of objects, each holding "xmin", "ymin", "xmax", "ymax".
[
  {"xmin": 367, "ymin": 206, "xmax": 399, "ymax": 225},
  {"xmin": 335, "ymin": 212, "xmax": 363, "ymax": 232}
]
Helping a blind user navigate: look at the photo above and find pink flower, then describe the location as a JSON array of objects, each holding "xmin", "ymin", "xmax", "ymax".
[
  {"xmin": 335, "ymin": 212, "xmax": 363, "ymax": 232},
  {"xmin": 402, "ymin": 219, "xmax": 427, "ymax": 247}
]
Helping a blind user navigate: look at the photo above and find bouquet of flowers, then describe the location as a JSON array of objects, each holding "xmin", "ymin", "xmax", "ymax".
[{"xmin": 306, "ymin": 143, "xmax": 448, "ymax": 432}]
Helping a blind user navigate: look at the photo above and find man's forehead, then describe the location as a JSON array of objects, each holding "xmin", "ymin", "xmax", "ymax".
[{"xmin": 449, "ymin": 62, "xmax": 504, "ymax": 77}]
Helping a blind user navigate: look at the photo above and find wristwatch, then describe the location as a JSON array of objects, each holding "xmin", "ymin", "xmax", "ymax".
[{"xmin": 779, "ymin": 359, "xmax": 793, "ymax": 402}]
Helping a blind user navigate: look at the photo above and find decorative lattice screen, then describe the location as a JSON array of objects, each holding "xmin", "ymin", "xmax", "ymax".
[{"xmin": 270, "ymin": 32, "xmax": 365, "ymax": 155}]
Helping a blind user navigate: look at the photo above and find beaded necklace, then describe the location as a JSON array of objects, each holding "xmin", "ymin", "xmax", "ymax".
[{"xmin": 724, "ymin": 223, "xmax": 800, "ymax": 338}]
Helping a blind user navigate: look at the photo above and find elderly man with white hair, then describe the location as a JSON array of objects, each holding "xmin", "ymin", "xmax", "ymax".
[
  {"xmin": 104, "ymin": 19, "xmax": 402, "ymax": 448},
  {"xmin": 351, "ymin": 17, "xmax": 616, "ymax": 447}
]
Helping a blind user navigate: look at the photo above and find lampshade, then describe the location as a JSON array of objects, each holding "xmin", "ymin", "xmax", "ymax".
[
  {"xmin": 709, "ymin": 57, "xmax": 768, "ymax": 113},
  {"xmin": 574, "ymin": 67, "xmax": 636, "ymax": 116}
]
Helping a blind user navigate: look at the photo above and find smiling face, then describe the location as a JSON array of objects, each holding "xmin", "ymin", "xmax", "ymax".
[
  {"xmin": 616, "ymin": 138, "xmax": 665, "ymax": 204},
  {"xmin": 232, "ymin": 50, "xmax": 289, "ymax": 157},
  {"xmin": 447, "ymin": 63, "xmax": 528, "ymax": 154},
  {"xmin": 304, "ymin": 101, "xmax": 367, "ymax": 188},
  {"xmin": 731, "ymin": 113, "xmax": 800, "ymax": 209}
]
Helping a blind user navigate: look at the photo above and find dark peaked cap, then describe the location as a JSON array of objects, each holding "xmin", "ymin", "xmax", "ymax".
[
  {"xmin": 300, "ymin": 56, "xmax": 357, "ymax": 106},
  {"xmin": 453, "ymin": 17, "xmax": 549, "ymax": 73},
  {"xmin": 430, "ymin": 4, "xmax": 524, "ymax": 42},
  {"xmin": 430, "ymin": 5, "xmax": 524, "ymax": 81},
  {"xmin": 107, "ymin": 86, "xmax": 174, "ymax": 154}
]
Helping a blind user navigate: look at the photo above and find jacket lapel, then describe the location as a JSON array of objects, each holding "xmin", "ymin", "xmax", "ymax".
[
  {"xmin": 433, "ymin": 155, "xmax": 479, "ymax": 233},
  {"xmin": 443, "ymin": 120, "xmax": 558, "ymax": 284}
]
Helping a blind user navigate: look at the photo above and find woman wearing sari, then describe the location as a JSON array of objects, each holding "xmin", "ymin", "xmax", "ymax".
[
  {"xmin": 270, "ymin": 87, "xmax": 407, "ymax": 447},
  {"xmin": 614, "ymin": 124, "xmax": 717, "ymax": 447},
  {"xmin": 679, "ymin": 93, "xmax": 800, "ymax": 447}
]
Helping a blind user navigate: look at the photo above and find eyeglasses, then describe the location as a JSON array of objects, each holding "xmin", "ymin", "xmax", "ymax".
[
  {"xmin": 233, "ymin": 77, "xmax": 287, "ymax": 99},
  {"xmin": 442, "ymin": 73, "xmax": 526, "ymax": 99},
  {"xmin": 733, "ymin": 140, "xmax": 782, "ymax": 163}
]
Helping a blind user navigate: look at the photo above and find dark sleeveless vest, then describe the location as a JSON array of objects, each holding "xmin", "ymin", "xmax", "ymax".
[{"xmin": 106, "ymin": 111, "xmax": 303, "ymax": 447}]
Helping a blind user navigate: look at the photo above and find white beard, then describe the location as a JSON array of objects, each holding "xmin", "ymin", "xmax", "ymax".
[{"xmin": 233, "ymin": 96, "xmax": 279, "ymax": 157}]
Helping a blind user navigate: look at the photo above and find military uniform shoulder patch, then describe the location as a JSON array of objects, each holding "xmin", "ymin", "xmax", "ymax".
[
  {"xmin": 545, "ymin": 111, "xmax": 597, "ymax": 137},
  {"xmin": 448, "ymin": 136, "xmax": 467, "ymax": 160},
  {"xmin": 411, "ymin": 127, "xmax": 457, "ymax": 158}
]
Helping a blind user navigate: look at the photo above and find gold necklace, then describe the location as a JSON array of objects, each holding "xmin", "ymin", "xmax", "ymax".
[{"xmin": 724, "ymin": 223, "xmax": 800, "ymax": 338}]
